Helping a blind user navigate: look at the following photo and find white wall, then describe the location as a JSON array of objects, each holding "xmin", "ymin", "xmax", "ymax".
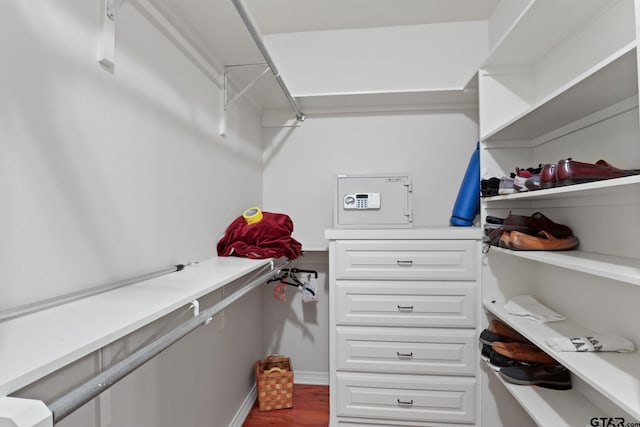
[
  {"xmin": 260, "ymin": 109, "xmax": 480, "ymax": 385},
  {"xmin": 4, "ymin": 1, "xmax": 266, "ymax": 426},
  {"xmin": 262, "ymin": 251, "xmax": 330, "ymax": 381},
  {"xmin": 262, "ymin": 109, "xmax": 480, "ymax": 249},
  {"xmin": 264, "ymin": 21, "xmax": 489, "ymax": 96},
  {"xmin": 1, "ymin": 1, "xmax": 262, "ymax": 311}
]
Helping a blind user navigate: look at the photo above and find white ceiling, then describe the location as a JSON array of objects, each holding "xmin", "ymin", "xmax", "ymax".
[
  {"xmin": 245, "ymin": 0, "xmax": 501, "ymax": 34},
  {"xmin": 145, "ymin": 0, "xmax": 500, "ymax": 110}
]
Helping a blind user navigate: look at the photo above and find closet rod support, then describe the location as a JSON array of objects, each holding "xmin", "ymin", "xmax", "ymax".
[
  {"xmin": 106, "ymin": 0, "xmax": 128, "ymax": 20},
  {"xmin": 225, "ymin": 64, "xmax": 271, "ymax": 109}
]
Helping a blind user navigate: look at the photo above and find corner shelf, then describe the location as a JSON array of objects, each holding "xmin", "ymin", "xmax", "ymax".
[
  {"xmin": 484, "ymin": 300, "xmax": 640, "ymax": 421},
  {"xmin": 482, "ymin": 42, "xmax": 638, "ymax": 142},
  {"xmin": 482, "ymin": 362, "xmax": 607, "ymax": 426}
]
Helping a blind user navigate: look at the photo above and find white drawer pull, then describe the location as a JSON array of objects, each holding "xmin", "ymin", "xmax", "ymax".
[
  {"xmin": 396, "ymin": 260, "xmax": 413, "ymax": 266},
  {"xmin": 396, "ymin": 351, "xmax": 413, "ymax": 359},
  {"xmin": 397, "ymin": 399, "xmax": 414, "ymax": 406},
  {"xmin": 397, "ymin": 305, "xmax": 414, "ymax": 312}
]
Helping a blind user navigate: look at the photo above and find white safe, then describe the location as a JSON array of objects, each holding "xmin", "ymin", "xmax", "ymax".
[{"xmin": 334, "ymin": 174, "xmax": 413, "ymax": 228}]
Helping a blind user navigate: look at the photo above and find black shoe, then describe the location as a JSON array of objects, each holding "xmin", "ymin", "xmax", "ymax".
[
  {"xmin": 488, "ymin": 351, "xmax": 537, "ymax": 372},
  {"xmin": 481, "ymin": 178, "xmax": 500, "ymax": 197},
  {"xmin": 499, "ymin": 365, "xmax": 572, "ymax": 390},
  {"xmin": 479, "ymin": 329, "xmax": 514, "ymax": 345}
]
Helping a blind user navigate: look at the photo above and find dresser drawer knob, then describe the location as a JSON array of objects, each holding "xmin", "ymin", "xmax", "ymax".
[
  {"xmin": 396, "ymin": 260, "xmax": 413, "ymax": 266},
  {"xmin": 397, "ymin": 399, "xmax": 414, "ymax": 406},
  {"xmin": 397, "ymin": 305, "xmax": 414, "ymax": 312},
  {"xmin": 396, "ymin": 351, "xmax": 413, "ymax": 358}
]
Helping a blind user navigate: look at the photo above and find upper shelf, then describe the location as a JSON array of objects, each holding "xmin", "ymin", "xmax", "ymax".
[
  {"xmin": 297, "ymin": 88, "xmax": 478, "ymax": 114},
  {"xmin": 482, "ymin": 42, "xmax": 638, "ymax": 142},
  {"xmin": 0, "ymin": 257, "xmax": 272, "ymax": 397},
  {"xmin": 484, "ymin": 0, "xmax": 617, "ymax": 67}
]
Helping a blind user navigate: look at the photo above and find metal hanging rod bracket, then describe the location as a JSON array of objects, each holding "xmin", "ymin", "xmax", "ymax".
[
  {"xmin": 107, "ymin": 0, "xmax": 128, "ymax": 20},
  {"xmin": 190, "ymin": 300, "xmax": 200, "ymax": 317},
  {"xmin": 220, "ymin": 63, "xmax": 270, "ymax": 136},
  {"xmin": 98, "ymin": 0, "xmax": 129, "ymax": 67}
]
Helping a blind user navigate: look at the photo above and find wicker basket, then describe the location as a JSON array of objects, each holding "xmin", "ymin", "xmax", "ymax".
[{"xmin": 255, "ymin": 355, "xmax": 294, "ymax": 411}]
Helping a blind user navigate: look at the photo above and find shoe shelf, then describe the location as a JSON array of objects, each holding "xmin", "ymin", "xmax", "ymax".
[
  {"xmin": 487, "ymin": 246, "xmax": 640, "ymax": 287},
  {"xmin": 483, "ymin": 363, "xmax": 607, "ymax": 427},
  {"xmin": 484, "ymin": 0, "xmax": 620, "ymax": 68},
  {"xmin": 484, "ymin": 300, "xmax": 640, "ymax": 421},
  {"xmin": 481, "ymin": 42, "xmax": 637, "ymax": 143},
  {"xmin": 481, "ymin": 175, "xmax": 640, "ymax": 203}
]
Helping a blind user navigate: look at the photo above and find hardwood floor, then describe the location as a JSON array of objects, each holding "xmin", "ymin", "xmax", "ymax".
[{"xmin": 242, "ymin": 384, "xmax": 329, "ymax": 427}]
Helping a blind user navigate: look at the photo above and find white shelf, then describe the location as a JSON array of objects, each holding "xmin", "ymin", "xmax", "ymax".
[
  {"xmin": 482, "ymin": 362, "xmax": 607, "ymax": 427},
  {"xmin": 482, "ymin": 42, "xmax": 638, "ymax": 142},
  {"xmin": 484, "ymin": 300, "xmax": 640, "ymax": 421},
  {"xmin": 487, "ymin": 246, "xmax": 640, "ymax": 287},
  {"xmin": 0, "ymin": 256, "xmax": 273, "ymax": 397},
  {"xmin": 297, "ymin": 88, "xmax": 478, "ymax": 114},
  {"xmin": 482, "ymin": 175, "xmax": 640, "ymax": 203},
  {"xmin": 484, "ymin": 0, "xmax": 616, "ymax": 68}
]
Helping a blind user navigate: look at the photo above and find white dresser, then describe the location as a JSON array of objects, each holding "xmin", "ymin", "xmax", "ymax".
[{"xmin": 325, "ymin": 228, "xmax": 482, "ymax": 427}]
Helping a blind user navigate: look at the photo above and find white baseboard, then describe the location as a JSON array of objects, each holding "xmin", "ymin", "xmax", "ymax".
[
  {"xmin": 294, "ymin": 370, "xmax": 329, "ymax": 386},
  {"xmin": 230, "ymin": 371, "xmax": 329, "ymax": 427},
  {"xmin": 228, "ymin": 384, "xmax": 257, "ymax": 427}
]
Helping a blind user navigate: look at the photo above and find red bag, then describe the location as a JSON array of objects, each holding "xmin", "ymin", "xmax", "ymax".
[{"xmin": 217, "ymin": 212, "xmax": 302, "ymax": 259}]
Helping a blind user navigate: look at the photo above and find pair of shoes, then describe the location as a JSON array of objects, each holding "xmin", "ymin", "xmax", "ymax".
[
  {"xmin": 491, "ymin": 341, "xmax": 558, "ymax": 365},
  {"xmin": 502, "ymin": 212, "xmax": 573, "ymax": 238},
  {"xmin": 513, "ymin": 169, "xmax": 532, "ymax": 192},
  {"xmin": 556, "ymin": 158, "xmax": 640, "ymax": 186},
  {"xmin": 502, "ymin": 230, "xmax": 579, "ymax": 251},
  {"xmin": 539, "ymin": 163, "xmax": 557, "ymax": 189},
  {"xmin": 479, "ymin": 320, "xmax": 524, "ymax": 345},
  {"xmin": 498, "ymin": 177, "xmax": 515, "ymax": 195},
  {"xmin": 487, "ymin": 350, "xmax": 538, "ymax": 371},
  {"xmin": 513, "ymin": 167, "xmax": 542, "ymax": 192},
  {"xmin": 481, "ymin": 177, "xmax": 500, "ymax": 197},
  {"xmin": 488, "ymin": 319, "xmax": 528, "ymax": 343},
  {"xmin": 541, "ymin": 158, "xmax": 640, "ymax": 188},
  {"xmin": 479, "ymin": 319, "xmax": 530, "ymax": 361},
  {"xmin": 500, "ymin": 365, "xmax": 572, "ymax": 390}
]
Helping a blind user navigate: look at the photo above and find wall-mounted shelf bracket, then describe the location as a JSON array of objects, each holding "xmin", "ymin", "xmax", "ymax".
[
  {"xmin": 98, "ymin": 0, "xmax": 128, "ymax": 67},
  {"xmin": 219, "ymin": 63, "xmax": 270, "ymax": 135}
]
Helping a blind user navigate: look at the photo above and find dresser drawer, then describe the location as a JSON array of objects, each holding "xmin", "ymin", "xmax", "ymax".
[
  {"xmin": 335, "ymin": 281, "xmax": 476, "ymax": 327},
  {"xmin": 336, "ymin": 372, "xmax": 476, "ymax": 423},
  {"xmin": 336, "ymin": 327, "xmax": 476, "ymax": 376},
  {"xmin": 334, "ymin": 240, "xmax": 476, "ymax": 280}
]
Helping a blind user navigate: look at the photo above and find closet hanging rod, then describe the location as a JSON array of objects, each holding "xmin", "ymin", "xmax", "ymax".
[
  {"xmin": 0, "ymin": 263, "xmax": 197, "ymax": 322},
  {"xmin": 47, "ymin": 259, "xmax": 291, "ymax": 424},
  {"xmin": 231, "ymin": 0, "xmax": 305, "ymax": 122}
]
